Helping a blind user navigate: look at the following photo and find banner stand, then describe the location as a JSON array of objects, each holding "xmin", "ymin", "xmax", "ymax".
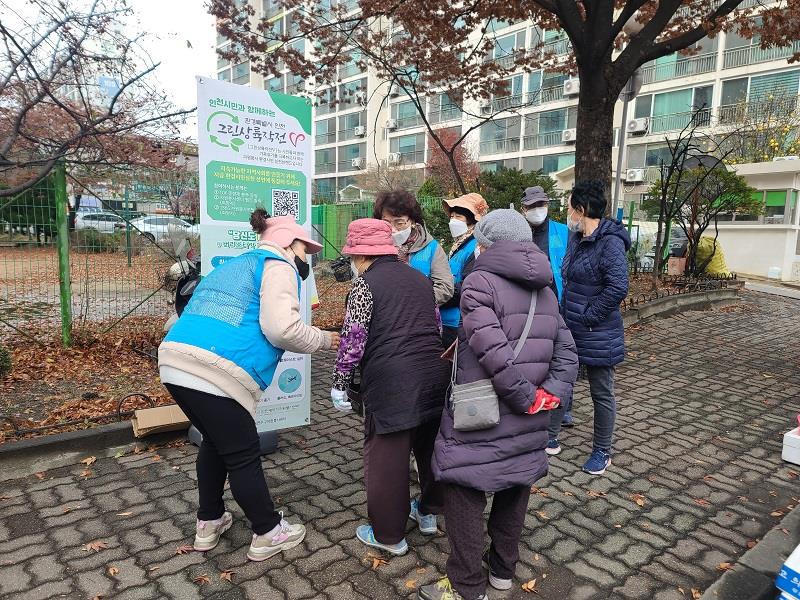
[{"xmin": 188, "ymin": 426, "xmax": 279, "ymax": 456}]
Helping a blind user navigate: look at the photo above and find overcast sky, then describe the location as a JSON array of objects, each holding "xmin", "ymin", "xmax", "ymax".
[{"xmin": 130, "ymin": 0, "xmax": 218, "ymax": 139}]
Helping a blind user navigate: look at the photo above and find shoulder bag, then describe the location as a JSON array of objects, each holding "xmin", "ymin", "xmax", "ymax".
[{"xmin": 450, "ymin": 290, "xmax": 538, "ymax": 431}]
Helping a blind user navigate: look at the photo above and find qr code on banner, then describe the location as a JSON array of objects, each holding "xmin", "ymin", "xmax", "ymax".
[{"xmin": 272, "ymin": 189, "xmax": 300, "ymax": 218}]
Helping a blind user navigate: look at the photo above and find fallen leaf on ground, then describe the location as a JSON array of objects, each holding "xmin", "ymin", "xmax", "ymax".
[
  {"xmin": 81, "ymin": 456, "xmax": 97, "ymax": 466},
  {"xmin": 693, "ymin": 498, "xmax": 711, "ymax": 507},
  {"xmin": 370, "ymin": 556, "xmax": 388, "ymax": 570},
  {"xmin": 770, "ymin": 511, "xmax": 784, "ymax": 517},
  {"xmin": 747, "ymin": 540, "xmax": 757, "ymax": 549},
  {"xmin": 521, "ymin": 579, "xmax": 538, "ymax": 593},
  {"xmin": 769, "ymin": 490, "xmax": 778, "ymax": 497},
  {"xmin": 116, "ymin": 512, "xmax": 133, "ymax": 517},
  {"xmin": 175, "ymin": 544, "xmax": 194, "ymax": 555},
  {"xmin": 787, "ymin": 470, "xmax": 799, "ymax": 480},
  {"xmin": 148, "ymin": 566, "xmax": 160, "ymax": 572},
  {"xmin": 113, "ymin": 450, "xmax": 125, "ymax": 459},
  {"xmin": 404, "ymin": 579, "xmax": 417, "ymax": 589},
  {"xmin": 534, "ymin": 554, "xmax": 540, "ymax": 561},
  {"xmin": 691, "ymin": 588, "xmax": 702, "ymax": 599},
  {"xmin": 717, "ymin": 562, "xmax": 733, "ymax": 571},
  {"xmin": 193, "ymin": 574, "xmax": 210, "ymax": 586},
  {"xmin": 80, "ymin": 469, "xmax": 92, "ymax": 478},
  {"xmin": 678, "ymin": 588, "xmax": 685, "ymax": 595},
  {"xmin": 563, "ymin": 491, "xmax": 574, "ymax": 497},
  {"xmin": 107, "ymin": 566, "xmax": 119, "ymax": 577},
  {"xmin": 587, "ymin": 490, "xmax": 607, "ymax": 498},
  {"xmin": 91, "ymin": 596, "xmax": 103, "ymax": 600},
  {"xmin": 34, "ymin": 472, "xmax": 45, "ymax": 480},
  {"xmin": 702, "ymin": 475, "xmax": 716, "ymax": 481},
  {"xmin": 415, "ymin": 567, "xmax": 427, "ymax": 574},
  {"xmin": 631, "ymin": 494, "xmax": 646, "ymax": 507},
  {"xmin": 151, "ymin": 455, "xmax": 162, "ymax": 462},
  {"xmin": 83, "ymin": 541, "xmax": 108, "ymax": 553},
  {"xmin": 219, "ymin": 570, "xmax": 235, "ymax": 582},
  {"xmin": 535, "ymin": 510, "xmax": 549, "ymax": 521},
  {"xmin": 781, "ymin": 528, "xmax": 790, "ymax": 535}
]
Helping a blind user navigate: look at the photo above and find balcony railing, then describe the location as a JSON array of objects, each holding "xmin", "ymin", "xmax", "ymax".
[
  {"xmin": 491, "ymin": 94, "xmax": 526, "ymax": 112},
  {"xmin": 523, "ymin": 131, "xmax": 565, "ymax": 150},
  {"xmin": 285, "ymin": 82, "xmax": 305, "ymax": 95},
  {"xmin": 723, "ymin": 41, "xmax": 800, "ymax": 69},
  {"xmin": 315, "ymin": 131, "xmax": 336, "ymax": 145},
  {"xmin": 539, "ymin": 84, "xmax": 565, "ymax": 104},
  {"xmin": 649, "ymin": 108, "xmax": 711, "ymax": 134},
  {"xmin": 639, "ymin": 52, "xmax": 717, "ymax": 84},
  {"xmin": 339, "ymin": 62, "xmax": 364, "ymax": 79},
  {"xmin": 396, "ymin": 150, "xmax": 425, "ymax": 164},
  {"xmin": 486, "ymin": 49, "xmax": 526, "ymax": 70},
  {"xmin": 542, "ymin": 38, "xmax": 571, "ymax": 56},
  {"xmin": 315, "ymin": 162, "xmax": 337, "ymax": 175},
  {"xmin": 429, "ymin": 107, "xmax": 462, "ymax": 124},
  {"xmin": 479, "ymin": 138, "xmax": 520, "ymax": 155},
  {"xmin": 717, "ymin": 95, "xmax": 799, "ymax": 124},
  {"xmin": 395, "ymin": 114, "xmax": 423, "ymax": 129},
  {"xmin": 338, "ymin": 127, "xmax": 364, "ymax": 142},
  {"xmin": 338, "ymin": 159, "xmax": 364, "ymax": 172}
]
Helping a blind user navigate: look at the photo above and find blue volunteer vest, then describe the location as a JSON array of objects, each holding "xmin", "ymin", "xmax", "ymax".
[
  {"xmin": 164, "ymin": 248, "xmax": 300, "ymax": 390},
  {"xmin": 549, "ymin": 220, "xmax": 568, "ymax": 302},
  {"xmin": 440, "ymin": 237, "xmax": 477, "ymax": 328},
  {"xmin": 408, "ymin": 239, "xmax": 440, "ymax": 277}
]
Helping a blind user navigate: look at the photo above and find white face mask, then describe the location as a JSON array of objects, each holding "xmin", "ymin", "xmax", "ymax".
[
  {"xmin": 448, "ymin": 218, "xmax": 469, "ymax": 239},
  {"xmin": 525, "ymin": 207, "xmax": 548, "ymax": 226},
  {"xmin": 392, "ymin": 227, "xmax": 411, "ymax": 246},
  {"xmin": 567, "ymin": 209, "xmax": 584, "ymax": 233}
]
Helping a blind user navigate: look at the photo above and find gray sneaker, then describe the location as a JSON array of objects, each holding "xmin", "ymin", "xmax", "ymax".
[
  {"xmin": 417, "ymin": 577, "xmax": 487, "ymax": 600},
  {"xmin": 247, "ymin": 516, "xmax": 306, "ymax": 561},
  {"xmin": 194, "ymin": 511, "xmax": 233, "ymax": 551}
]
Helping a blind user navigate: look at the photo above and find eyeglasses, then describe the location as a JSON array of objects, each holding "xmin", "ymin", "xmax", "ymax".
[{"xmin": 383, "ymin": 217, "xmax": 411, "ymax": 230}]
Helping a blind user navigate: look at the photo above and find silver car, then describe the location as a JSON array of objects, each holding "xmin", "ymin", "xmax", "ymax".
[{"xmin": 75, "ymin": 212, "xmax": 125, "ymax": 234}]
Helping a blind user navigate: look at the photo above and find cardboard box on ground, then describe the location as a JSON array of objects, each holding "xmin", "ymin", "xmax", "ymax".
[{"xmin": 131, "ymin": 405, "xmax": 189, "ymax": 438}]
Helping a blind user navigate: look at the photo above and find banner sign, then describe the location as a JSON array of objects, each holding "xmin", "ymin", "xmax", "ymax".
[{"xmin": 197, "ymin": 76, "xmax": 313, "ymax": 432}]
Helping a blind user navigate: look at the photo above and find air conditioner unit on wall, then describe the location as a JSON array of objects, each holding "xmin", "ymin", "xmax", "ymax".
[
  {"xmin": 627, "ymin": 118, "xmax": 649, "ymax": 135},
  {"xmin": 354, "ymin": 125, "xmax": 367, "ymax": 137},
  {"xmin": 388, "ymin": 152, "xmax": 402, "ymax": 165},
  {"xmin": 385, "ymin": 118, "xmax": 397, "ymax": 130},
  {"xmin": 625, "ymin": 168, "xmax": 645, "ymax": 183},
  {"xmin": 355, "ymin": 91, "xmax": 367, "ymax": 105},
  {"xmin": 351, "ymin": 157, "xmax": 366, "ymax": 169},
  {"xmin": 389, "ymin": 84, "xmax": 400, "ymax": 98},
  {"xmin": 562, "ymin": 128, "xmax": 577, "ymax": 143},
  {"xmin": 563, "ymin": 78, "xmax": 580, "ymax": 96}
]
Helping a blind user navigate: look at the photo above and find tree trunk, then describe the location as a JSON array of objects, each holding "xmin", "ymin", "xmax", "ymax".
[{"xmin": 574, "ymin": 67, "xmax": 621, "ymax": 194}]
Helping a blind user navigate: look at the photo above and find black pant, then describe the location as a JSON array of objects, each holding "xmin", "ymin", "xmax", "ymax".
[
  {"xmin": 363, "ymin": 414, "xmax": 444, "ymax": 544},
  {"xmin": 442, "ymin": 326, "xmax": 459, "ymax": 350},
  {"xmin": 444, "ymin": 483, "xmax": 532, "ymax": 599},
  {"xmin": 165, "ymin": 384, "xmax": 281, "ymax": 535}
]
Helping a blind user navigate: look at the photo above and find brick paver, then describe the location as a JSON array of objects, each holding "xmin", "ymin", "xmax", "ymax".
[{"xmin": 1, "ymin": 290, "xmax": 799, "ymax": 599}]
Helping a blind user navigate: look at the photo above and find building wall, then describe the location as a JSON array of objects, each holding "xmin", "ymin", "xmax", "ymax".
[{"xmin": 716, "ymin": 226, "xmax": 800, "ymax": 281}]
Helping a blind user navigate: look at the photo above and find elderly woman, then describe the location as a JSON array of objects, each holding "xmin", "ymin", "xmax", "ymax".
[
  {"xmin": 419, "ymin": 210, "xmax": 577, "ymax": 600},
  {"xmin": 159, "ymin": 210, "xmax": 339, "ymax": 562},
  {"xmin": 373, "ymin": 189, "xmax": 454, "ymax": 306},
  {"xmin": 330, "ymin": 218, "xmax": 451, "ymax": 556},
  {"xmin": 439, "ymin": 193, "xmax": 488, "ymax": 348}
]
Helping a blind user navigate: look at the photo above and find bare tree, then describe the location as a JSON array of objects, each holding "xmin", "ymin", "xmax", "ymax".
[
  {"xmin": 210, "ymin": 0, "xmax": 800, "ymax": 192},
  {"xmin": 0, "ymin": 0, "xmax": 193, "ymax": 200}
]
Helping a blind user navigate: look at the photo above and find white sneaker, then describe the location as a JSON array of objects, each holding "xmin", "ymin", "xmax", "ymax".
[
  {"xmin": 247, "ymin": 516, "xmax": 306, "ymax": 562},
  {"xmin": 194, "ymin": 511, "xmax": 233, "ymax": 551}
]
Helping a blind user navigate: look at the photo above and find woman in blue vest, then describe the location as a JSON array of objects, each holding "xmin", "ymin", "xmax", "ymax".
[
  {"xmin": 158, "ymin": 209, "xmax": 339, "ymax": 562},
  {"xmin": 439, "ymin": 192, "xmax": 488, "ymax": 349},
  {"xmin": 373, "ymin": 190, "xmax": 454, "ymax": 306}
]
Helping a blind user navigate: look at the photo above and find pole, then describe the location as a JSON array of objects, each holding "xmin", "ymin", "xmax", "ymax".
[
  {"xmin": 125, "ymin": 186, "xmax": 132, "ymax": 267},
  {"xmin": 54, "ymin": 162, "xmax": 72, "ymax": 347},
  {"xmin": 612, "ymin": 94, "xmax": 630, "ymax": 219},
  {"xmin": 627, "ymin": 200, "xmax": 634, "ymax": 234}
]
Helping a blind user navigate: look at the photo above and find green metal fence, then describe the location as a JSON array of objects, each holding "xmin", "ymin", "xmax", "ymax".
[{"xmin": 0, "ymin": 167, "xmax": 199, "ymax": 345}]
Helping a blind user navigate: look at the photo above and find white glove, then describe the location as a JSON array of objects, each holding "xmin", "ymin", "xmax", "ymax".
[{"xmin": 330, "ymin": 388, "xmax": 352, "ymax": 412}]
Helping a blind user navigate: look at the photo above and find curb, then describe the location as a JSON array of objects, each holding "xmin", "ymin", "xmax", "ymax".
[
  {"xmin": 622, "ymin": 288, "xmax": 740, "ymax": 328},
  {"xmin": 0, "ymin": 421, "xmax": 185, "ymax": 482},
  {"xmin": 701, "ymin": 506, "xmax": 800, "ymax": 600}
]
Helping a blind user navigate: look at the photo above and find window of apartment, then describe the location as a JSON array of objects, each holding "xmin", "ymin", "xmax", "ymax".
[
  {"xmin": 315, "ymin": 117, "xmax": 337, "ymax": 145},
  {"xmin": 262, "ymin": 0, "xmax": 282, "ymax": 19},
  {"xmin": 315, "ymin": 148, "xmax": 336, "ymax": 174},
  {"xmin": 338, "ymin": 143, "xmax": 366, "ymax": 170},
  {"xmin": 269, "ymin": 16, "xmax": 284, "ymax": 39},
  {"xmin": 232, "ymin": 61, "xmax": 250, "ymax": 85},
  {"xmin": 286, "ymin": 73, "xmax": 306, "ymax": 94},
  {"xmin": 493, "ymin": 31, "xmax": 525, "ymax": 60},
  {"xmin": 339, "ymin": 50, "xmax": 364, "ymax": 79},
  {"xmin": 636, "ymin": 85, "xmax": 713, "ymax": 133},
  {"xmin": 314, "ymin": 178, "xmax": 336, "ymax": 202},
  {"xmin": 390, "ymin": 133, "xmax": 425, "ymax": 162},
  {"xmin": 430, "ymin": 93, "xmax": 461, "ymax": 124},
  {"xmin": 542, "ymin": 153, "xmax": 575, "ymax": 174},
  {"xmin": 266, "ymin": 74, "xmax": 285, "ymax": 93},
  {"xmin": 217, "ymin": 44, "xmax": 231, "ymax": 70},
  {"xmin": 392, "ymin": 100, "xmax": 421, "ymax": 129},
  {"xmin": 627, "ymin": 143, "xmax": 673, "ymax": 169},
  {"xmin": 527, "ymin": 70, "xmax": 543, "ymax": 99},
  {"xmin": 749, "ymin": 70, "xmax": 800, "ymax": 102},
  {"xmin": 338, "ymin": 111, "xmax": 366, "ymax": 141},
  {"xmin": 479, "ymin": 117, "xmax": 521, "ymax": 154},
  {"xmin": 315, "ymin": 87, "xmax": 336, "ymax": 116},
  {"xmin": 289, "ymin": 38, "xmax": 305, "ymax": 55},
  {"xmin": 338, "ymin": 78, "xmax": 367, "ymax": 110},
  {"xmin": 218, "ymin": 69, "xmax": 231, "ymax": 82}
]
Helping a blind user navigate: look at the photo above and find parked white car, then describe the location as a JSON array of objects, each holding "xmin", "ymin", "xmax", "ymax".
[
  {"xmin": 75, "ymin": 212, "xmax": 125, "ymax": 234},
  {"xmin": 123, "ymin": 216, "xmax": 199, "ymax": 242}
]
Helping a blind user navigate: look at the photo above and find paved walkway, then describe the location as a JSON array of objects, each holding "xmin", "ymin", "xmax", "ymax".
[{"xmin": 1, "ymin": 291, "xmax": 799, "ymax": 599}]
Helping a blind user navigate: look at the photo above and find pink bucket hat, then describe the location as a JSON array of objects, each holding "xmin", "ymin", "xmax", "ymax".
[
  {"xmin": 342, "ymin": 219, "xmax": 398, "ymax": 256},
  {"xmin": 442, "ymin": 193, "xmax": 489, "ymax": 222},
  {"xmin": 261, "ymin": 216, "xmax": 323, "ymax": 254}
]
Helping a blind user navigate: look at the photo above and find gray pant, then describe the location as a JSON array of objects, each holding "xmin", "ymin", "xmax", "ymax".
[{"xmin": 548, "ymin": 366, "xmax": 616, "ymax": 453}]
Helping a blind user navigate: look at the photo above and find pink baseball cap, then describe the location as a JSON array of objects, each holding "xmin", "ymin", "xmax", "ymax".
[
  {"xmin": 342, "ymin": 219, "xmax": 398, "ymax": 256},
  {"xmin": 261, "ymin": 216, "xmax": 323, "ymax": 254}
]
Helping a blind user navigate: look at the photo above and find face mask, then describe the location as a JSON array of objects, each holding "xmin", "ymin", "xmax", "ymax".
[
  {"xmin": 293, "ymin": 255, "xmax": 310, "ymax": 280},
  {"xmin": 525, "ymin": 207, "xmax": 548, "ymax": 226},
  {"xmin": 567, "ymin": 211, "xmax": 584, "ymax": 233},
  {"xmin": 392, "ymin": 227, "xmax": 411, "ymax": 246},
  {"xmin": 448, "ymin": 218, "xmax": 469, "ymax": 239},
  {"xmin": 350, "ymin": 259, "xmax": 359, "ymax": 279}
]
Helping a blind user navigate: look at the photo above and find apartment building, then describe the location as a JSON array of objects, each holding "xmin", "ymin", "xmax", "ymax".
[{"xmin": 217, "ymin": 1, "xmax": 800, "ymax": 279}]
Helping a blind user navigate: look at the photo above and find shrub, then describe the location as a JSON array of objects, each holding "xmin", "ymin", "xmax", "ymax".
[{"xmin": 75, "ymin": 230, "xmax": 122, "ymax": 253}]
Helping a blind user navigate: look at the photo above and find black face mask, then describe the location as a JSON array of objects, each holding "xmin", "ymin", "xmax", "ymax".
[{"xmin": 294, "ymin": 255, "xmax": 310, "ymax": 280}]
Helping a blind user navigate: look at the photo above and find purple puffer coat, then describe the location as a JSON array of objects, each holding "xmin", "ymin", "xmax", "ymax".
[{"xmin": 432, "ymin": 240, "xmax": 578, "ymax": 493}]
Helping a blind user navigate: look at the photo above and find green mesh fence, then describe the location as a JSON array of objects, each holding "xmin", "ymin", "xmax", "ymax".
[{"xmin": 0, "ymin": 169, "xmax": 199, "ymax": 339}]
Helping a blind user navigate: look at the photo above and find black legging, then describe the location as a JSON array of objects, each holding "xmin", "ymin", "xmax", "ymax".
[{"xmin": 165, "ymin": 384, "xmax": 281, "ymax": 535}]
